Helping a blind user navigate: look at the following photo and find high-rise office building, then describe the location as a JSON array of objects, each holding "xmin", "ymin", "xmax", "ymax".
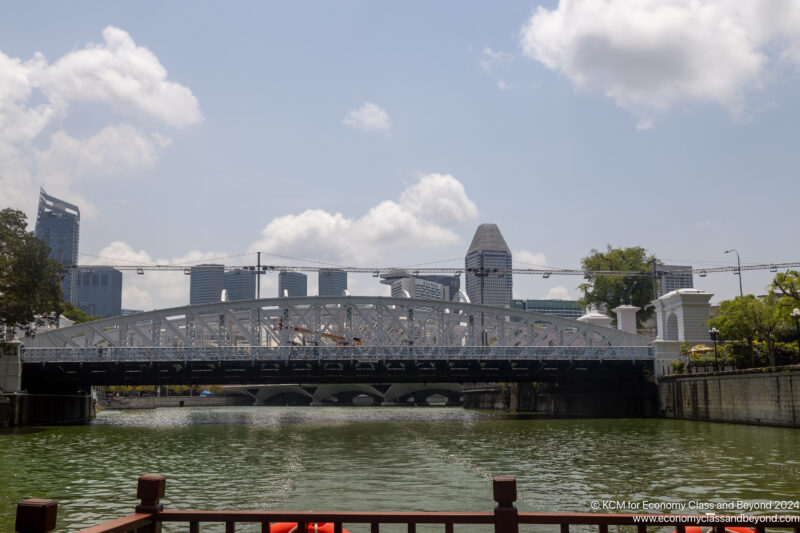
[
  {"xmin": 510, "ymin": 299, "xmax": 583, "ymax": 320},
  {"xmin": 224, "ymin": 270, "xmax": 256, "ymax": 301},
  {"xmin": 656, "ymin": 265, "xmax": 694, "ymax": 298},
  {"xmin": 190, "ymin": 264, "xmax": 225, "ymax": 305},
  {"xmin": 278, "ymin": 271, "xmax": 307, "ymax": 297},
  {"xmin": 318, "ymin": 269, "xmax": 347, "ymax": 296},
  {"xmin": 465, "ymin": 224, "xmax": 512, "ymax": 307},
  {"xmin": 76, "ymin": 268, "xmax": 122, "ymax": 317},
  {"xmin": 34, "ymin": 189, "xmax": 80, "ymax": 303},
  {"xmin": 417, "ymin": 274, "xmax": 460, "ymax": 301}
]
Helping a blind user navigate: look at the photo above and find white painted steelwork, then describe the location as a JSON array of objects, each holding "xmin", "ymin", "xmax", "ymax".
[{"xmin": 22, "ymin": 296, "xmax": 649, "ymax": 361}]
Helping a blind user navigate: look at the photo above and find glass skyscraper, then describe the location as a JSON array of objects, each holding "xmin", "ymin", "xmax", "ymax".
[
  {"xmin": 190, "ymin": 264, "xmax": 225, "ymax": 305},
  {"xmin": 224, "ymin": 270, "xmax": 256, "ymax": 301},
  {"xmin": 35, "ymin": 189, "xmax": 80, "ymax": 303},
  {"xmin": 318, "ymin": 269, "xmax": 347, "ymax": 296},
  {"xmin": 76, "ymin": 268, "xmax": 122, "ymax": 317},
  {"xmin": 279, "ymin": 271, "xmax": 307, "ymax": 297},
  {"xmin": 465, "ymin": 224, "xmax": 512, "ymax": 307}
]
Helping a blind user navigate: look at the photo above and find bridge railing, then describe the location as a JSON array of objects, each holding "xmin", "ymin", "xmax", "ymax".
[
  {"xmin": 20, "ymin": 345, "xmax": 654, "ymax": 364},
  {"xmin": 15, "ymin": 475, "xmax": 799, "ymax": 533}
]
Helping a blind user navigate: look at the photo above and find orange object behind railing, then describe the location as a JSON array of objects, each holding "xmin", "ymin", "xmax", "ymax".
[{"xmin": 14, "ymin": 475, "xmax": 800, "ymax": 533}]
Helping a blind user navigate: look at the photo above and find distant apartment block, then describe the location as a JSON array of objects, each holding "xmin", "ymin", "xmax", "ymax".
[
  {"xmin": 391, "ymin": 277, "xmax": 448, "ymax": 300},
  {"xmin": 656, "ymin": 264, "xmax": 694, "ymax": 298},
  {"xmin": 510, "ymin": 299, "xmax": 583, "ymax": 320},
  {"xmin": 76, "ymin": 268, "xmax": 122, "ymax": 317},
  {"xmin": 35, "ymin": 188, "xmax": 80, "ymax": 303},
  {"xmin": 465, "ymin": 223, "xmax": 512, "ymax": 307},
  {"xmin": 279, "ymin": 271, "xmax": 307, "ymax": 297},
  {"xmin": 224, "ymin": 270, "xmax": 256, "ymax": 301},
  {"xmin": 190, "ymin": 264, "xmax": 225, "ymax": 305},
  {"xmin": 380, "ymin": 271, "xmax": 459, "ymax": 301},
  {"xmin": 319, "ymin": 269, "xmax": 347, "ymax": 296}
]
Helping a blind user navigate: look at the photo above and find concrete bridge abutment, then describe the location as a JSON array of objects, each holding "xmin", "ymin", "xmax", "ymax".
[{"xmin": 1, "ymin": 342, "xmax": 95, "ymax": 427}]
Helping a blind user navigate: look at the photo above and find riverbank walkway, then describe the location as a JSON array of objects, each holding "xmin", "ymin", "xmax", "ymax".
[{"xmin": 15, "ymin": 476, "xmax": 800, "ymax": 533}]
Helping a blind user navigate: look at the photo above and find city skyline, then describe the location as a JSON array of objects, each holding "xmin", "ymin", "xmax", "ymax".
[{"xmin": 2, "ymin": 2, "xmax": 798, "ymax": 310}]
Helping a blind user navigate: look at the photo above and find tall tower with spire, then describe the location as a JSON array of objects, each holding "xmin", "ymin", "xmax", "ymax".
[
  {"xmin": 35, "ymin": 188, "xmax": 80, "ymax": 303},
  {"xmin": 465, "ymin": 223, "xmax": 512, "ymax": 307}
]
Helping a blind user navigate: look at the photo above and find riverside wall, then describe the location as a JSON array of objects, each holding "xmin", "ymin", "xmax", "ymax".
[
  {"xmin": 0, "ymin": 393, "xmax": 95, "ymax": 427},
  {"xmin": 658, "ymin": 366, "xmax": 800, "ymax": 427},
  {"xmin": 101, "ymin": 395, "xmax": 248, "ymax": 409},
  {"xmin": 464, "ymin": 380, "xmax": 657, "ymax": 417}
]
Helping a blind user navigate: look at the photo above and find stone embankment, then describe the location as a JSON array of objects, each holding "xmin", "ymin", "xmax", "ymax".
[{"xmin": 658, "ymin": 366, "xmax": 800, "ymax": 427}]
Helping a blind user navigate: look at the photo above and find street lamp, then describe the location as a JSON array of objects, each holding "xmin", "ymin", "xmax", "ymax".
[
  {"xmin": 791, "ymin": 308, "xmax": 800, "ymax": 358},
  {"xmin": 709, "ymin": 327, "xmax": 719, "ymax": 371},
  {"xmin": 724, "ymin": 249, "xmax": 743, "ymax": 297}
]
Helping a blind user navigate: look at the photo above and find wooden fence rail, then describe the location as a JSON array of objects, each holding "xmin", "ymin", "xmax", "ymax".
[{"xmin": 15, "ymin": 475, "xmax": 800, "ymax": 533}]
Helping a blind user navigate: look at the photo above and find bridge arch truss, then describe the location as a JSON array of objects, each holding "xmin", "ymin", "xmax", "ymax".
[{"xmin": 25, "ymin": 296, "xmax": 647, "ymax": 352}]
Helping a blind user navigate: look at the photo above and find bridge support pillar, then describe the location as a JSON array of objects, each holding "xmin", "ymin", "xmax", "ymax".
[
  {"xmin": 509, "ymin": 382, "xmax": 535, "ymax": 412},
  {"xmin": 0, "ymin": 342, "xmax": 22, "ymax": 393},
  {"xmin": 652, "ymin": 340, "xmax": 681, "ymax": 381}
]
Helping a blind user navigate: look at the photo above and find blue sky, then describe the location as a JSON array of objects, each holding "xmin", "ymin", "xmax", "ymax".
[{"xmin": 1, "ymin": 1, "xmax": 798, "ymax": 309}]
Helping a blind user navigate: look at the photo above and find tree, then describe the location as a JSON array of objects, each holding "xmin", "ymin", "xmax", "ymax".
[
  {"xmin": 62, "ymin": 302, "xmax": 102, "ymax": 324},
  {"xmin": 578, "ymin": 245, "xmax": 656, "ymax": 326},
  {"xmin": 0, "ymin": 209, "xmax": 64, "ymax": 338},
  {"xmin": 709, "ymin": 295, "xmax": 781, "ymax": 367},
  {"xmin": 770, "ymin": 270, "xmax": 800, "ymax": 316}
]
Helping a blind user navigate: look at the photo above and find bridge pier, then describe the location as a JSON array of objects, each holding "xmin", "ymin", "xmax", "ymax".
[
  {"xmin": 509, "ymin": 382, "xmax": 535, "ymax": 412},
  {"xmin": 1, "ymin": 342, "xmax": 95, "ymax": 427},
  {"xmin": 1, "ymin": 341, "xmax": 22, "ymax": 393},
  {"xmin": 1, "ymin": 392, "xmax": 95, "ymax": 427}
]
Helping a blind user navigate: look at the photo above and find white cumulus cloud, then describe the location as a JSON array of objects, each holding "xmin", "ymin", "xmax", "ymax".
[
  {"xmin": 520, "ymin": 0, "xmax": 800, "ymax": 123},
  {"xmin": 342, "ymin": 102, "xmax": 392, "ymax": 132},
  {"xmin": 514, "ymin": 250, "xmax": 549, "ymax": 268},
  {"xmin": 250, "ymin": 173, "xmax": 478, "ymax": 265},
  {"xmin": 400, "ymin": 173, "xmax": 478, "ymax": 224},
  {"xmin": 0, "ymin": 26, "xmax": 200, "ymax": 218},
  {"xmin": 39, "ymin": 26, "xmax": 202, "ymax": 127},
  {"xmin": 546, "ymin": 285, "xmax": 572, "ymax": 300},
  {"xmin": 480, "ymin": 47, "xmax": 514, "ymax": 74}
]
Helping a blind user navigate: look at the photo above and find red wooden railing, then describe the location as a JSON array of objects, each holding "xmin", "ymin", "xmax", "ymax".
[{"xmin": 15, "ymin": 475, "xmax": 800, "ymax": 533}]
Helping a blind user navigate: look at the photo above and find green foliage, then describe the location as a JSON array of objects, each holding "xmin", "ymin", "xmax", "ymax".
[
  {"xmin": 0, "ymin": 209, "xmax": 64, "ymax": 337},
  {"xmin": 578, "ymin": 245, "xmax": 656, "ymax": 326},
  {"xmin": 710, "ymin": 294, "xmax": 787, "ymax": 368},
  {"xmin": 62, "ymin": 303, "xmax": 102, "ymax": 324},
  {"xmin": 670, "ymin": 360, "xmax": 685, "ymax": 374},
  {"xmin": 770, "ymin": 269, "xmax": 800, "ymax": 310}
]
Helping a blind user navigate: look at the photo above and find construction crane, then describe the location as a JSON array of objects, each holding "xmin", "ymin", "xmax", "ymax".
[{"xmin": 67, "ymin": 261, "xmax": 800, "ymax": 277}]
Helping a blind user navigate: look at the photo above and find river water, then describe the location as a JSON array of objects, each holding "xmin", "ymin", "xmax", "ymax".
[{"xmin": 1, "ymin": 407, "xmax": 799, "ymax": 532}]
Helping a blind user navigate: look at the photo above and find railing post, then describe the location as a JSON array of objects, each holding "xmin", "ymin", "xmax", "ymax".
[
  {"xmin": 493, "ymin": 476, "xmax": 518, "ymax": 533},
  {"xmin": 15, "ymin": 499, "xmax": 58, "ymax": 533},
  {"xmin": 135, "ymin": 474, "xmax": 166, "ymax": 533}
]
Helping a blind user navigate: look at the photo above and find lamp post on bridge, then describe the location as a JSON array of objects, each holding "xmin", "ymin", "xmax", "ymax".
[{"xmin": 709, "ymin": 327, "xmax": 719, "ymax": 372}]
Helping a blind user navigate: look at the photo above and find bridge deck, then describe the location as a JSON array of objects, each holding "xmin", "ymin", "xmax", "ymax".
[
  {"xmin": 21, "ymin": 345, "xmax": 653, "ymax": 364},
  {"xmin": 21, "ymin": 345, "xmax": 653, "ymax": 390}
]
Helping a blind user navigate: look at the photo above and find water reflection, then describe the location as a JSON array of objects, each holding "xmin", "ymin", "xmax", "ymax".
[{"xmin": 1, "ymin": 407, "xmax": 798, "ymax": 533}]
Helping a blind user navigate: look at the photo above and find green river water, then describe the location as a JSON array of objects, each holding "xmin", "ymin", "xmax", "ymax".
[{"xmin": 1, "ymin": 407, "xmax": 799, "ymax": 532}]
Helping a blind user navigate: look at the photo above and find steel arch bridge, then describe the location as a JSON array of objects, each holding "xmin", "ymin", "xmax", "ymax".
[{"xmin": 20, "ymin": 296, "xmax": 652, "ymax": 388}]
